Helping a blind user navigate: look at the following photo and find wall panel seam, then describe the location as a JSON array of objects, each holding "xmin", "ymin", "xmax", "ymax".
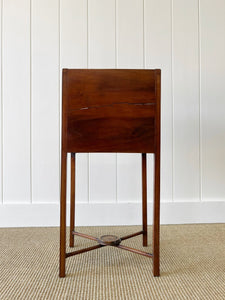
[
  {"xmin": 58, "ymin": 0, "xmax": 61, "ymax": 202},
  {"xmin": 30, "ymin": 0, "xmax": 32, "ymax": 204},
  {"xmin": 0, "ymin": 0, "xmax": 3, "ymax": 204},
  {"xmin": 143, "ymin": 0, "xmax": 145, "ymax": 69},
  {"xmin": 171, "ymin": 0, "xmax": 174, "ymax": 202},
  {"xmin": 198, "ymin": 0, "xmax": 202, "ymax": 202},
  {"xmin": 115, "ymin": 0, "xmax": 119, "ymax": 69},
  {"xmin": 87, "ymin": 0, "xmax": 89, "ymax": 68},
  {"xmin": 115, "ymin": 0, "xmax": 118, "ymax": 203},
  {"xmin": 87, "ymin": 0, "xmax": 90, "ymax": 203}
]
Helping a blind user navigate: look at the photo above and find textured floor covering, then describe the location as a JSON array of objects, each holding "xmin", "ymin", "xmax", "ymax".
[{"xmin": 0, "ymin": 224, "xmax": 225, "ymax": 300}]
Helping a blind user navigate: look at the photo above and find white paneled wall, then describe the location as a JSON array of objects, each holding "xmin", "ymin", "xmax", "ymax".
[
  {"xmin": 3, "ymin": 0, "xmax": 31, "ymax": 204},
  {"xmin": 0, "ymin": 0, "xmax": 225, "ymax": 227},
  {"xmin": 173, "ymin": 0, "xmax": 200, "ymax": 202},
  {"xmin": 201, "ymin": 0, "xmax": 225, "ymax": 201},
  {"xmin": 0, "ymin": 0, "xmax": 2, "ymax": 204},
  {"xmin": 32, "ymin": 0, "xmax": 60, "ymax": 204},
  {"xmin": 117, "ymin": 0, "xmax": 144, "ymax": 204},
  {"xmin": 145, "ymin": 0, "xmax": 172, "ymax": 203},
  {"xmin": 60, "ymin": 0, "xmax": 88, "ymax": 204}
]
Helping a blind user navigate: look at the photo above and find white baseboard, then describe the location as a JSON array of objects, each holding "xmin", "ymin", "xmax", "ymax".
[{"xmin": 0, "ymin": 202, "xmax": 224, "ymax": 227}]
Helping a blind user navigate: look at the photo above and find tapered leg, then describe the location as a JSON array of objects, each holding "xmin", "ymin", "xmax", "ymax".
[
  {"xmin": 59, "ymin": 151, "xmax": 67, "ymax": 278},
  {"xmin": 153, "ymin": 152, "xmax": 160, "ymax": 277},
  {"xmin": 70, "ymin": 153, "xmax": 75, "ymax": 247},
  {"xmin": 142, "ymin": 153, "xmax": 147, "ymax": 247}
]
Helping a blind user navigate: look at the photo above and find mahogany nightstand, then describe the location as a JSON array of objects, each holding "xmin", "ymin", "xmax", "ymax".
[{"xmin": 59, "ymin": 69, "xmax": 161, "ymax": 277}]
